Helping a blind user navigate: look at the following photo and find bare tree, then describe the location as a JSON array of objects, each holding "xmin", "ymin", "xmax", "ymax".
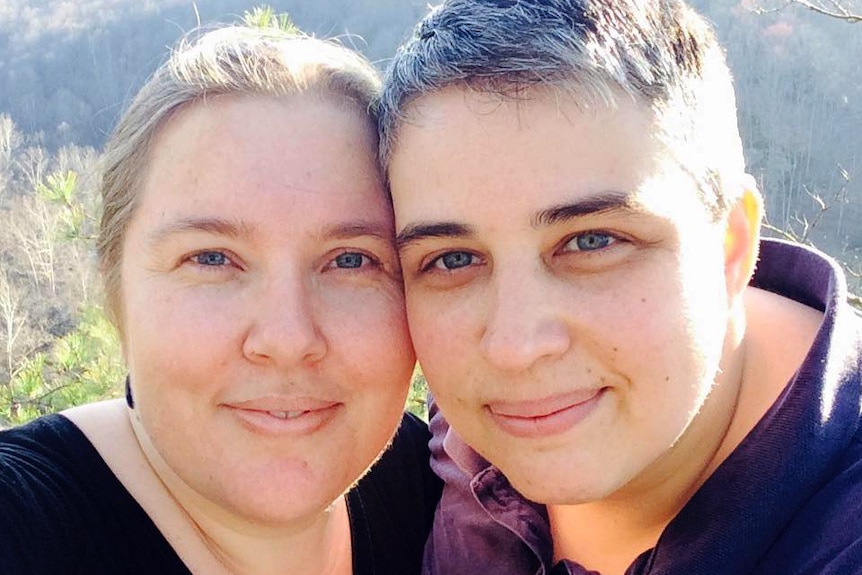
[
  {"xmin": 0, "ymin": 270, "xmax": 27, "ymax": 381},
  {"xmin": 754, "ymin": 0, "xmax": 862, "ymax": 22},
  {"xmin": 0, "ymin": 114, "xmax": 22, "ymax": 202},
  {"xmin": 0, "ymin": 114, "xmax": 22, "ymax": 167},
  {"xmin": 10, "ymin": 196, "xmax": 58, "ymax": 293},
  {"xmin": 762, "ymin": 167, "xmax": 862, "ymax": 309},
  {"xmin": 762, "ymin": 167, "xmax": 850, "ymax": 245},
  {"xmin": 15, "ymin": 145, "xmax": 47, "ymax": 194}
]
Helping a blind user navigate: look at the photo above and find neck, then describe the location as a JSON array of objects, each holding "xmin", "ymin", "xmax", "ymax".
[
  {"xmin": 62, "ymin": 400, "xmax": 355, "ymax": 575},
  {"xmin": 549, "ymin": 288, "xmax": 823, "ymax": 574},
  {"xmin": 190, "ymin": 495, "xmax": 353, "ymax": 575},
  {"xmin": 129, "ymin": 414, "xmax": 354, "ymax": 575},
  {"xmin": 549, "ymin": 308, "xmax": 750, "ymax": 575},
  {"xmin": 548, "ymin": 382, "xmax": 739, "ymax": 574},
  {"xmin": 548, "ymin": 288, "xmax": 822, "ymax": 575}
]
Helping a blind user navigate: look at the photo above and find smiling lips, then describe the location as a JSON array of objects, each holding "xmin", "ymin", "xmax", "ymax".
[
  {"xmin": 487, "ymin": 388, "xmax": 606, "ymax": 439},
  {"xmin": 267, "ymin": 410, "xmax": 306, "ymax": 420},
  {"xmin": 226, "ymin": 398, "xmax": 342, "ymax": 435}
]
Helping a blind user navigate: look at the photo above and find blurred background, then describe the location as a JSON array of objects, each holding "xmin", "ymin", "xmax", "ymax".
[{"xmin": 0, "ymin": 0, "xmax": 859, "ymax": 425}]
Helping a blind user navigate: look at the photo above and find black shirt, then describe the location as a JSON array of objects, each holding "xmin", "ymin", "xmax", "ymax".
[{"xmin": 0, "ymin": 412, "xmax": 441, "ymax": 574}]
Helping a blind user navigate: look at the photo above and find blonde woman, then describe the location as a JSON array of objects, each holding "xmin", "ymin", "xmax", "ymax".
[{"xmin": 0, "ymin": 26, "xmax": 440, "ymax": 575}]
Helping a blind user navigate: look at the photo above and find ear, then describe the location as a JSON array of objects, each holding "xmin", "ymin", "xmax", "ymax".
[{"xmin": 723, "ymin": 175, "xmax": 763, "ymax": 302}]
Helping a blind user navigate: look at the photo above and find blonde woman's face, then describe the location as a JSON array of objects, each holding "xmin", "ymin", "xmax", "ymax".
[{"xmin": 119, "ymin": 95, "xmax": 414, "ymax": 525}]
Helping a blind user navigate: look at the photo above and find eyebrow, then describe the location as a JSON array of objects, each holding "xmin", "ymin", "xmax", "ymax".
[
  {"xmin": 395, "ymin": 191, "xmax": 639, "ymax": 253},
  {"xmin": 396, "ymin": 222, "xmax": 473, "ymax": 253},
  {"xmin": 147, "ymin": 217, "xmax": 394, "ymax": 247},
  {"xmin": 320, "ymin": 221, "xmax": 395, "ymax": 242},
  {"xmin": 533, "ymin": 191, "xmax": 640, "ymax": 227},
  {"xmin": 146, "ymin": 217, "xmax": 251, "ymax": 247}
]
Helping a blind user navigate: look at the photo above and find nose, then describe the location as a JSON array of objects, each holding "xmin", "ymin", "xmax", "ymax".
[
  {"xmin": 479, "ymin": 265, "xmax": 571, "ymax": 372},
  {"xmin": 242, "ymin": 269, "xmax": 327, "ymax": 366}
]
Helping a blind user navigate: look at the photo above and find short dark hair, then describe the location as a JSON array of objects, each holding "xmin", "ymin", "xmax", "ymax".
[{"xmin": 379, "ymin": 0, "xmax": 747, "ymax": 218}]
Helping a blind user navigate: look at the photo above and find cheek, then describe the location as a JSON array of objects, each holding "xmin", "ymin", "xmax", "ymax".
[
  {"xmin": 607, "ymin": 263, "xmax": 729, "ymax": 424},
  {"xmin": 122, "ymin": 286, "xmax": 240, "ymax": 383},
  {"xmin": 142, "ymin": 291, "xmax": 232, "ymax": 339},
  {"xmin": 582, "ymin": 261, "xmax": 712, "ymax": 381},
  {"xmin": 324, "ymin": 286, "xmax": 415, "ymax": 385},
  {"xmin": 405, "ymin": 296, "xmax": 453, "ymax": 359},
  {"xmin": 677, "ymin": 248, "xmax": 732, "ymax": 373},
  {"xmin": 405, "ymin": 295, "xmax": 480, "ymax": 405}
]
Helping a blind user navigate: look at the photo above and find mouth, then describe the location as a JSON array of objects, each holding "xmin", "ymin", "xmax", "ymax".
[
  {"xmin": 266, "ymin": 410, "xmax": 308, "ymax": 420},
  {"xmin": 486, "ymin": 388, "xmax": 607, "ymax": 439},
  {"xmin": 225, "ymin": 400, "xmax": 343, "ymax": 435}
]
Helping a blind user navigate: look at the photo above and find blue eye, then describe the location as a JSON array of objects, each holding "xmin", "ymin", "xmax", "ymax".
[
  {"xmin": 193, "ymin": 251, "xmax": 229, "ymax": 266},
  {"xmin": 334, "ymin": 252, "xmax": 368, "ymax": 269},
  {"xmin": 566, "ymin": 232, "xmax": 615, "ymax": 252},
  {"xmin": 433, "ymin": 251, "xmax": 475, "ymax": 270}
]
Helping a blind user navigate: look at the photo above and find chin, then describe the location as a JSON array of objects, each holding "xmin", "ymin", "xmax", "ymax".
[
  {"xmin": 231, "ymin": 486, "xmax": 343, "ymax": 527},
  {"xmin": 514, "ymin": 482, "xmax": 600, "ymax": 506},
  {"xmin": 504, "ymin": 463, "xmax": 621, "ymax": 506}
]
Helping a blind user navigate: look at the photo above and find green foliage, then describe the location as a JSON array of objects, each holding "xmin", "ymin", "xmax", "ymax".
[
  {"xmin": 36, "ymin": 170, "xmax": 77, "ymax": 206},
  {"xmin": 242, "ymin": 5, "xmax": 301, "ymax": 34},
  {"xmin": 35, "ymin": 170, "xmax": 94, "ymax": 241},
  {"xmin": 1, "ymin": 306, "xmax": 124, "ymax": 428},
  {"xmin": 0, "ymin": 166, "xmax": 122, "ymax": 429},
  {"xmin": 406, "ymin": 364, "xmax": 429, "ymax": 421}
]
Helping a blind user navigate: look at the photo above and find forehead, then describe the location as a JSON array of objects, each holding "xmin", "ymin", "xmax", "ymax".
[
  {"xmin": 150, "ymin": 93, "xmax": 375, "ymax": 165},
  {"xmin": 387, "ymin": 87, "xmax": 702, "ymax": 223},
  {"xmin": 131, "ymin": 95, "xmax": 390, "ymax": 235},
  {"xmin": 392, "ymin": 86, "xmax": 657, "ymax": 172},
  {"xmin": 149, "ymin": 95, "xmax": 377, "ymax": 185}
]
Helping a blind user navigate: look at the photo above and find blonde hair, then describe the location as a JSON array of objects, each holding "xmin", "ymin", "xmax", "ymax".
[{"xmin": 97, "ymin": 25, "xmax": 381, "ymax": 334}]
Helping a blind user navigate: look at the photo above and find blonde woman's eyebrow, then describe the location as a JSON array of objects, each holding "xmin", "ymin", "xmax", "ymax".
[
  {"xmin": 146, "ymin": 218, "xmax": 395, "ymax": 249},
  {"xmin": 319, "ymin": 220, "xmax": 396, "ymax": 242},
  {"xmin": 146, "ymin": 217, "xmax": 252, "ymax": 247}
]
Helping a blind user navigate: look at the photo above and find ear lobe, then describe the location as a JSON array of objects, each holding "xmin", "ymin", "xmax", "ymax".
[{"xmin": 724, "ymin": 177, "xmax": 763, "ymax": 300}]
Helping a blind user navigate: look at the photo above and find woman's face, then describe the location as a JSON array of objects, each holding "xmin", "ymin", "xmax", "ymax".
[
  {"xmin": 119, "ymin": 95, "xmax": 414, "ymax": 526},
  {"xmin": 388, "ymin": 88, "xmax": 740, "ymax": 505}
]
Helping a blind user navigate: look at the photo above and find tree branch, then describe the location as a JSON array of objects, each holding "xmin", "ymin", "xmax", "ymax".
[{"xmin": 753, "ymin": 0, "xmax": 862, "ymax": 22}]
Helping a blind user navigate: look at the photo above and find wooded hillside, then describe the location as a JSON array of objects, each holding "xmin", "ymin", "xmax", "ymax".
[{"xmin": 0, "ymin": 0, "xmax": 859, "ymax": 425}]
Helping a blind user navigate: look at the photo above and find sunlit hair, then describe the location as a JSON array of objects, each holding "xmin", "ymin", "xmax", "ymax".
[
  {"xmin": 97, "ymin": 25, "xmax": 381, "ymax": 335},
  {"xmin": 379, "ymin": 0, "xmax": 747, "ymax": 217}
]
